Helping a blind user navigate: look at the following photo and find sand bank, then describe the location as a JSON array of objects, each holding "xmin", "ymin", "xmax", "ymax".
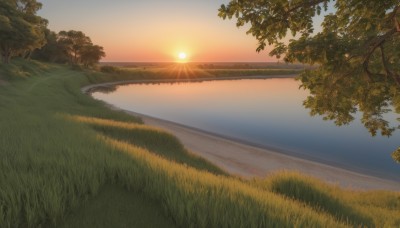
[{"xmin": 136, "ymin": 112, "xmax": 400, "ymax": 191}]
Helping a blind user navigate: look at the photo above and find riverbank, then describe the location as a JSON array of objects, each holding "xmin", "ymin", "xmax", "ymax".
[
  {"xmin": 2, "ymin": 60, "xmax": 399, "ymax": 227},
  {"xmin": 115, "ymin": 107, "xmax": 400, "ymax": 191},
  {"xmin": 81, "ymin": 74, "xmax": 298, "ymax": 93},
  {"xmin": 84, "ymin": 78, "xmax": 400, "ymax": 191}
]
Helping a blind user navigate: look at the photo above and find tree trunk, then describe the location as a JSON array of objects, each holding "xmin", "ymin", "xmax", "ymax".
[
  {"xmin": 23, "ymin": 50, "xmax": 32, "ymax": 60},
  {"xmin": 5, "ymin": 46, "xmax": 12, "ymax": 64},
  {"xmin": 5, "ymin": 53, "xmax": 10, "ymax": 64},
  {"xmin": 1, "ymin": 51, "xmax": 11, "ymax": 64}
]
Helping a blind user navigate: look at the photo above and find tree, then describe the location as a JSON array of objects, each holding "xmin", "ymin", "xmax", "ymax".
[
  {"xmin": 56, "ymin": 30, "xmax": 105, "ymax": 66},
  {"xmin": 299, "ymin": 68, "xmax": 399, "ymax": 137},
  {"xmin": 219, "ymin": 0, "xmax": 400, "ymax": 162},
  {"xmin": 219, "ymin": 0, "xmax": 400, "ymax": 82},
  {"xmin": 57, "ymin": 30, "xmax": 92, "ymax": 65},
  {"xmin": 0, "ymin": 0, "xmax": 47, "ymax": 63},
  {"xmin": 80, "ymin": 44, "xmax": 105, "ymax": 67},
  {"xmin": 31, "ymin": 29, "xmax": 69, "ymax": 63}
]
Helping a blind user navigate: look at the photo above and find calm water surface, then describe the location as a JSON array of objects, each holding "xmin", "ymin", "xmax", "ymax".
[{"xmin": 92, "ymin": 78, "xmax": 400, "ymax": 181}]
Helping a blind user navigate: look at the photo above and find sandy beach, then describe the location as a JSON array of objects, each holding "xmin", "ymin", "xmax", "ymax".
[
  {"xmin": 136, "ymin": 112, "xmax": 400, "ymax": 191},
  {"xmin": 83, "ymin": 78, "xmax": 400, "ymax": 191}
]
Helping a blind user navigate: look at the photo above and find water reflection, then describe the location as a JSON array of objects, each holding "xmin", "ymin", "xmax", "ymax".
[
  {"xmin": 92, "ymin": 78, "xmax": 400, "ymax": 180},
  {"xmin": 298, "ymin": 70, "xmax": 400, "ymax": 162},
  {"xmin": 89, "ymin": 85, "xmax": 118, "ymax": 94}
]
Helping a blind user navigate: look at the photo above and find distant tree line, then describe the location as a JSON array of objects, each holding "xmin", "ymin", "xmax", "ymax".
[{"xmin": 0, "ymin": 0, "xmax": 105, "ymax": 67}]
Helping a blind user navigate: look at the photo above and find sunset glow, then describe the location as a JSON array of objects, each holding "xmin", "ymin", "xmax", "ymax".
[
  {"xmin": 178, "ymin": 52, "xmax": 187, "ymax": 60},
  {"xmin": 37, "ymin": 0, "xmax": 276, "ymax": 62},
  {"xmin": 177, "ymin": 52, "xmax": 188, "ymax": 63}
]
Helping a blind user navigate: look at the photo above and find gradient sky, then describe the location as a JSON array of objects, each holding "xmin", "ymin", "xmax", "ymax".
[
  {"xmin": 36, "ymin": 0, "xmax": 276, "ymax": 62},
  {"xmin": 37, "ymin": 1, "xmax": 326, "ymax": 62}
]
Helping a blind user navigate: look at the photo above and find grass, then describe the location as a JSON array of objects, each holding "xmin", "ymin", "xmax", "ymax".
[
  {"xmin": 68, "ymin": 115, "xmax": 226, "ymax": 175},
  {"xmin": 0, "ymin": 59, "xmax": 399, "ymax": 227},
  {"xmin": 59, "ymin": 185, "xmax": 176, "ymax": 228},
  {"xmin": 252, "ymin": 172, "xmax": 400, "ymax": 227}
]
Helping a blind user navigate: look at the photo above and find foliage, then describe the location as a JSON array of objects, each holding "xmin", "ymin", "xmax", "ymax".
[
  {"xmin": 80, "ymin": 45, "xmax": 105, "ymax": 67},
  {"xmin": 0, "ymin": 0, "xmax": 47, "ymax": 63},
  {"xmin": 31, "ymin": 29, "xmax": 69, "ymax": 63},
  {"xmin": 393, "ymin": 147, "xmax": 400, "ymax": 163},
  {"xmin": 32, "ymin": 30, "xmax": 105, "ymax": 67},
  {"xmin": 219, "ymin": 0, "xmax": 400, "ymax": 82},
  {"xmin": 57, "ymin": 30, "xmax": 105, "ymax": 67},
  {"xmin": 219, "ymin": 0, "xmax": 400, "ymax": 159},
  {"xmin": 99, "ymin": 65, "xmax": 121, "ymax": 74},
  {"xmin": 298, "ymin": 69, "xmax": 400, "ymax": 137},
  {"xmin": 0, "ymin": 1, "xmax": 104, "ymax": 66},
  {"xmin": 57, "ymin": 30, "xmax": 92, "ymax": 64}
]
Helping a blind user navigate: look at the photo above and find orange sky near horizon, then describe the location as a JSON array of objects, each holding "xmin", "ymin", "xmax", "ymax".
[{"xmin": 37, "ymin": 0, "xmax": 278, "ymax": 63}]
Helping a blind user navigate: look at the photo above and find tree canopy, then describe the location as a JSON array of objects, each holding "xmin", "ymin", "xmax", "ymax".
[
  {"xmin": 31, "ymin": 29, "xmax": 68, "ymax": 63},
  {"xmin": 0, "ymin": 1, "xmax": 105, "ymax": 67},
  {"xmin": 219, "ymin": 0, "xmax": 400, "ymax": 82},
  {"xmin": 0, "ymin": 0, "xmax": 47, "ymax": 63},
  {"xmin": 32, "ymin": 30, "xmax": 105, "ymax": 67},
  {"xmin": 54, "ymin": 30, "xmax": 105, "ymax": 66},
  {"xmin": 219, "ymin": 0, "xmax": 400, "ymax": 162},
  {"xmin": 80, "ymin": 44, "xmax": 106, "ymax": 67}
]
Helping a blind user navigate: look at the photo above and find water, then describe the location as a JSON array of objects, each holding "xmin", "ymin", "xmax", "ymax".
[{"xmin": 92, "ymin": 78, "xmax": 400, "ymax": 181}]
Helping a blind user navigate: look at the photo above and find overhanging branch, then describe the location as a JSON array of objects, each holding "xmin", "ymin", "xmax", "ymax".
[{"xmin": 362, "ymin": 28, "xmax": 397, "ymax": 78}]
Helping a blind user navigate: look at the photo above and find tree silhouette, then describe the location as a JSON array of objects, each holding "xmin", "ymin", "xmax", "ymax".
[
  {"xmin": 81, "ymin": 45, "xmax": 105, "ymax": 67},
  {"xmin": 56, "ymin": 30, "xmax": 105, "ymax": 67},
  {"xmin": 58, "ymin": 30, "xmax": 92, "ymax": 65}
]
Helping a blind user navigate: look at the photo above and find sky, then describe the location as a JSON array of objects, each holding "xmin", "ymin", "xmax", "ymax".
[
  {"xmin": 36, "ymin": 0, "xmax": 277, "ymax": 62},
  {"xmin": 37, "ymin": 0, "xmax": 326, "ymax": 63}
]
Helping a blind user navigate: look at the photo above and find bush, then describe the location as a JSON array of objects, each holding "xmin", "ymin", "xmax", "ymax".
[
  {"xmin": 70, "ymin": 64, "xmax": 84, "ymax": 71},
  {"xmin": 100, "ymin": 66, "xmax": 120, "ymax": 74}
]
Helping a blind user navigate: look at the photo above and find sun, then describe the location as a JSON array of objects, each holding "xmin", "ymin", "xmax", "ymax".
[{"xmin": 178, "ymin": 52, "xmax": 187, "ymax": 60}]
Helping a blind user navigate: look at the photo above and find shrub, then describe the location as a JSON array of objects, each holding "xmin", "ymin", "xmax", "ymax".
[{"xmin": 100, "ymin": 66, "xmax": 120, "ymax": 74}]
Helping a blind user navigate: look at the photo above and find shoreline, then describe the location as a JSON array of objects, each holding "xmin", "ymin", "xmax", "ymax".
[
  {"xmin": 81, "ymin": 74, "xmax": 298, "ymax": 93},
  {"xmin": 82, "ymin": 76, "xmax": 400, "ymax": 191}
]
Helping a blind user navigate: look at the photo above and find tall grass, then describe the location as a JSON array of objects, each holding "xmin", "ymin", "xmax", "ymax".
[
  {"xmin": 67, "ymin": 115, "xmax": 226, "ymax": 176},
  {"xmin": 95, "ymin": 135, "xmax": 346, "ymax": 227},
  {"xmin": 251, "ymin": 172, "xmax": 400, "ymax": 227},
  {"xmin": 0, "ymin": 59, "xmax": 398, "ymax": 227}
]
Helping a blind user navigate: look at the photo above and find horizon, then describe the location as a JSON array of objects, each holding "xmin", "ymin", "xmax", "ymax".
[
  {"xmin": 98, "ymin": 61, "xmax": 288, "ymax": 64},
  {"xmin": 37, "ymin": 0, "xmax": 283, "ymax": 63}
]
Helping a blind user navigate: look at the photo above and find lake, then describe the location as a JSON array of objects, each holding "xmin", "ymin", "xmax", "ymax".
[{"xmin": 92, "ymin": 78, "xmax": 400, "ymax": 181}]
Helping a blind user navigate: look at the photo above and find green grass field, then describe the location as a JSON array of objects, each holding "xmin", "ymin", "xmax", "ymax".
[{"xmin": 0, "ymin": 59, "xmax": 399, "ymax": 227}]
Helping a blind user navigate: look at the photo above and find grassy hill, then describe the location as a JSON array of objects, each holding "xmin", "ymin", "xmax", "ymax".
[{"xmin": 0, "ymin": 59, "xmax": 399, "ymax": 228}]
